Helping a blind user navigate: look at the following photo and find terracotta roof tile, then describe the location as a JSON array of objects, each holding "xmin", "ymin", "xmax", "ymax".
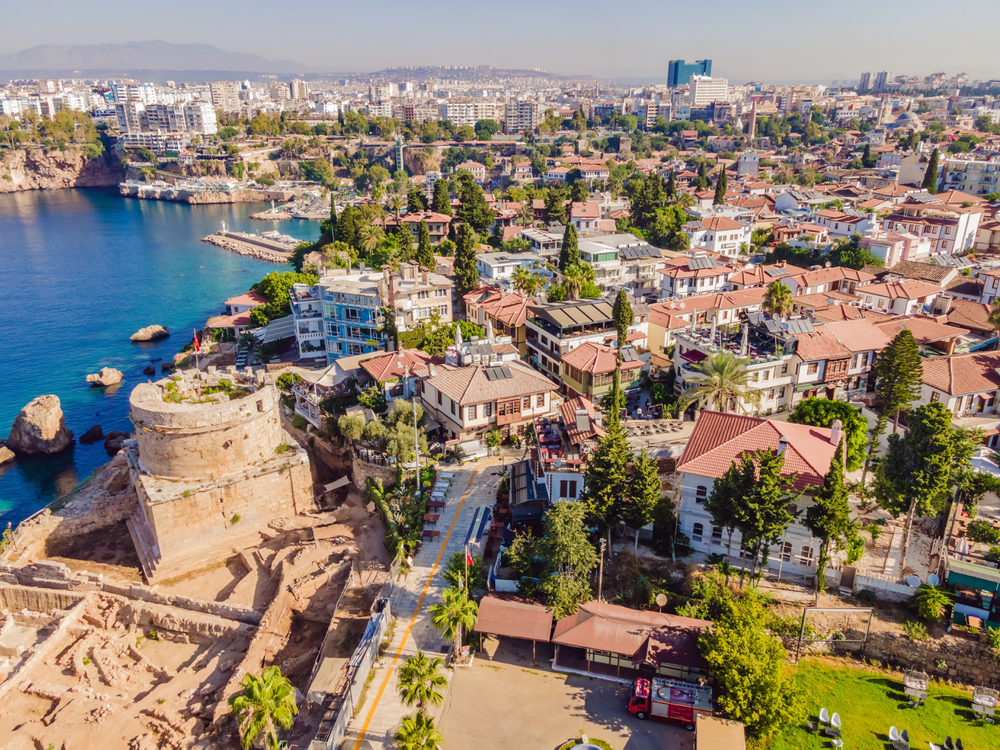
[
  {"xmin": 795, "ymin": 327, "xmax": 852, "ymax": 361},
  {"xmin": 360, "ymin": 349, "xmax": 445, "ymax": 382},
  {"xmin": 560, "ymin": 395, "xmax": 605, "ymax": 444},
  {"xmin": 921, "ymin": 352, "xmax": 1000, "ymax": 396},
  {"xmin": 862, "ymin": 280, "xmax": 941, "ymax": 300},
  {"xmin": 562, "ymin": 342, "xmax": 642, "ymax": 375},
  {"xmin": 425, "ymin": 359, "xmax": 556, "ymax": 406},
  {"xmin": 824, "ymin": 319, "xmax": 893, "ymax": 352}
]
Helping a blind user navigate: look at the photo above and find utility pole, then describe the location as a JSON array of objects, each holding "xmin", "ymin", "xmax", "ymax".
[{"xmin": 598, "ymin": 538, "xmax": 607, "ymax": 602}]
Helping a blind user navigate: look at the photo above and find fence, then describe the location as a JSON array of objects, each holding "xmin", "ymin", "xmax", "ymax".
[{"xmin": 310, "ymin": 598, "xmax": 392, "ymax": 750}]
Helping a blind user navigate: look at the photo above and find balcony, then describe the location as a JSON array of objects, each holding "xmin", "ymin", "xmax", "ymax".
[
  {"xmin": 297, "ymin": 329, "xmax": 324, "ymax": 341},
  {"xmin": 294, "ymin": 306, "xmax": 322, "ymax": 319}
]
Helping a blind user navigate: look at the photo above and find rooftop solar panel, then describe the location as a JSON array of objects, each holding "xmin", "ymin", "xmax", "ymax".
[
  {"xmin": 765, "ymin": 267, "xmax": 789, "ymax": 277},
  {"xmin": 688, "ymin": 256, "xmax": 717, "ymax": 270}
]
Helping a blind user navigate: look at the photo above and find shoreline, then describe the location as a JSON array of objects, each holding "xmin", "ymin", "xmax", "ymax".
[{"xmin": 202, "ymin": 232, "xmax": 294, "ymax": 264}]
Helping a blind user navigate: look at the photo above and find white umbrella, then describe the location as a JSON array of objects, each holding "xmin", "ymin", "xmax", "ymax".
[{"xmin": 740, "ymin": 325, "xmax": 749, "ymax": 357}]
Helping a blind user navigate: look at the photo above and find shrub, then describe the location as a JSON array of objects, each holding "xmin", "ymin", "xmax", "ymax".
[
  {"xmin": 830, "ymin": 630, "xmax": 846, "ymax": 641},
  {"xmin": 291, "ymin": 414, "xmax": 307, "ymax": 430},
  {"xmin": 935, "ymin": 658, "xmax": 947, "ymax": 670},
  {"xmin": 858, "ymin": 589, "xmax": 877, "ymax": 604},
  {"xmin": 967, "ymin": 520, "xmax": 1000, "ymax": 545},
  {"xmin": 231, "ymin": 514, "xmax": 241, "ymax": 524},
  {"xmin": 902, "ymin": 620, "xmax": 929, "ymax": 641},
  {"xmin": 866, "ymin": 523, "xmax": 883, "ymax": 543},
  {"xmin": 986, "ymin": 546, "xmax": 1000, "ymax": 563},
  {"xmin": 275, "ymin": 443, "xmax": 291, "ymax": 454},
  {"xmin": 914, "ymin": 584, "xmax": 953, "ymax": 623},
  {"xmin": 986, "ymin": 626, "xmax": 1000, "ymax": 650}
]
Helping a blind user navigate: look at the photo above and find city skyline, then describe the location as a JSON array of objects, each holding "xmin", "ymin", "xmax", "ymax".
[{"xmin": 4, "ymin": 0, "xmax": 1000, "ymax": 83}]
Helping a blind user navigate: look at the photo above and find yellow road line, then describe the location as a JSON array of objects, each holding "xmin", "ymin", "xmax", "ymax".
[{"xmin": 352, "ymin": 463, "xmax": 492, "ymax": 748}]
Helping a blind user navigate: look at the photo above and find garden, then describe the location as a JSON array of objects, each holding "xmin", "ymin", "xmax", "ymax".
[{"xmin": 772, "ymin": 657, "xmax": 1000, "ymax": 750}]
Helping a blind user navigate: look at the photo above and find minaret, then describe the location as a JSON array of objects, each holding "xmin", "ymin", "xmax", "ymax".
[{"xmin": 747, "ymin": 104, "xmax": 757, "ymax": 141}]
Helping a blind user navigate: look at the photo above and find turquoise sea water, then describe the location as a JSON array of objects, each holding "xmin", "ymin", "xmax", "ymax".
[{"xmin": 0, "ymin": 189, "xmax": 319, "ymax": 527}]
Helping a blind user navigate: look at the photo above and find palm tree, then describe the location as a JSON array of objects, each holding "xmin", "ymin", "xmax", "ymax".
[
  {"xmin": 228, "ymin": 666, "xmax": 298, "ymax": 750},
  {"xmin": 673, "ymin": 192, "xmax": 696, "ymax": 210},
  {"xmin": 677, "ymin": 351, "xmax": 762, "ymax": 415},
  {"xmin": 389, "ymin": 193, "xmax": 404, "ymax": 224},
  {"xmin": 763, "ymin": 280, "xmax": 793, "ymax": 318},
  {"xmin": 562, "ymin": 262, "xmax": 596, "ymax": 300},
  {"xmin": 511, "ymin": 266, "xmax": 532, "ymax": 293},
  {"xmin": 397, "ymin": 651, "xmax": 448, "ymax": 709},
  {"xmin": 394, "ymin": 711, "xmax": 443, "ymax": 750},
  {"xmin": 360, "ymin": 224, "xmax": 385, "ymax": 254},
  {"xmin": 429, "ymin": 586, "xmax": 478, "ymax": 662},
  {"xmin": 989, "ymin": 297, "xmax": 1000, "ymax": 338},
  {"xmin": 519, "ymin": 202, "xmax": 533, "ymax": 227}
]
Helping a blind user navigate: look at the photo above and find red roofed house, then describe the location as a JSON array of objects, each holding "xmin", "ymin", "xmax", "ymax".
[
  {"xmin": 454, "ymin": 161, "xmax": 487, "ymax": 182},
  {"xmin": 683, "ymin": 216, "xmax": 753, "ymax": 258},
  {"xmin": 551, "ymin": 600, "xmax": 712, "ymax": 682},
  {"xmin": 857, "ymin": 279, "xmax": 941, "ymax": 315},
  {"xmin": 920, "ymin": 352, "xmax": 1000, "ymax": 440},
  {"xmin": 359, "ymin": 349, "xmax": 445, "ymax": 402},
  {"xmin": 676, "ymin": 411, "xmax": 840, "ymax": 577},
  {"xmin": 463, "ymin": 287, "xmax": 533, "ymax": 356},
  {"xmin": 399, "ymin": 211, "xmax": 453, "ymax": 245},
  {"xmin": 562, "ymin": 341, "xmax": 645, "ymax": 401}
]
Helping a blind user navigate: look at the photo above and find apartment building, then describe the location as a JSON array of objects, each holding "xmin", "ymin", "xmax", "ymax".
[
  {"xmin": 562, "ymin": 342, "xmax": 645, "ymax": 401},
  {"xmin": 576, "ymin": 234, "xmax": 665, "ymax": 297},
  {"xmin": 684, "ymin": 217, "xmax": 752, "ymax": 258},
  {"xmin": 289, "ymin": 80, "xmax": 309, "ymax": 100},
  {"xmin": 440, "ymin": 100, "xmax": 503, "ymax": 128},
  {"xmin": 463, "ymin": 288, "xmax": 532, "ymax": 356},
  {"xmin": 110, "ymin": 81, "xmax": 157, "ymax": 104},
  {"xmin": 939, "ymin": 156, "xmax": 1000, "ymax": 196},
  {"xmin": 383, "ymin": 262, "xmax": 455, "ymax": 332},
  {"xmin": 505, "ymin": 100, "xmax": 541, "ymax": 133},
  {"xmin": 676, "ymin": 412, "xmax": 839, "ymax": 578},
  {"xmin": 657, "ymin": 250, "xmax": 734, "ymax": 299},
  {"xmin": 476, "ymin": 252, "xmax": 544, "ymax": 282},
  {"xmin": 789, "ymin": 320, "xmax": 890, "ymax": 404},
  {"xmin": 292, "ymin": 270, "xmax": 385, "ymax": 361},
  {"xmin": 860, "ymin": 229, "xmax": 933, "ymax": 265},
  {"xmin": 210, "ymin": 81, "xmax": 241, "ymax": 113},
  {"xmin": 116, "ymin": 101, "xmax": 217, "ymax": 135},
  {"xmin": 689, "ymin": 75, "xmax": 729, "ymax": 106}
]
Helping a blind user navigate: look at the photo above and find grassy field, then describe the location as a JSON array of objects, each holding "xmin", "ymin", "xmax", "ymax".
[{"xmin": 771, "ymin": 657, "xmax": 998, "ymax": 750}]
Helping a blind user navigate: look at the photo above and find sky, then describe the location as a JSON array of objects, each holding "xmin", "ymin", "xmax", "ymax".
[{"xmin": 5, "ymin": 0, "xmax": 1000, "ymax": 83}]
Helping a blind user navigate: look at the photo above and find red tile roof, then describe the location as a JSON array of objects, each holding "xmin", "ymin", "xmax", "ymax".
[
  {"xmin": 225, "ymin": 290, "xmax": 267, "ymax": 307},
  {"xmin": 823, "ymin": 319, "xmax": 893, "ymax": 353},
  {"xmin": 560, "ymin": 395, "xmax": 605, "ymax": 444},
  {"xmin": 862, "ymin": 280, "xmax": 941, "ymax": 300},
  {"xmin": 795, "ymin": 327, "xmax": 852, "ymax": 361},
  {"xmin": 552, "ymin": 601, "xmax": 711, "ymax": 669},
  {"xmin": 361, "ymin": 349, "xmax": 445, "ymax": 382},
  {"xmin": 677, "ymin": 411, "xmax": 836, "ymax": 490},
  {"xmin": 425, "ymin": 359, "xmax": 556, "ymax": 406},
  {"xmin": 473, "ymin": 594, "xmax": 553, "ymax": 641},
  {"xmin": 876, "ymin": 316, "xmax": 968, "ymax": 345},
  {"xmin": 921, "ymin": 352, "xmax": 1000, "ymax": 396},
  {"xmin": 561, "ymin": 342, "xmax": 642, "ymax": 375}
]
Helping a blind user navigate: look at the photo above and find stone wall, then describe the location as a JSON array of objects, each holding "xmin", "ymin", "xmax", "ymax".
[
  {"xmin": 834, "ymin": 630, "xmax": 1000, "ymax": 687},
  {"xmin": 130, "ymin": 378, "xmax": 284, "ymax": 480},
  {"xmin": 350, "ymin": 451, "xmax": 397, "ymax": 492}
]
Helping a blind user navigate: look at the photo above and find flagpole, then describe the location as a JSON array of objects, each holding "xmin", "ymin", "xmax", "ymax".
[
  {"xmin": 193, "ymin": 329, "xmax": 200, "ymax": 371},
  {"xmin": 465, "ymin": 544, "xmax": 469, "ymax": 598}
]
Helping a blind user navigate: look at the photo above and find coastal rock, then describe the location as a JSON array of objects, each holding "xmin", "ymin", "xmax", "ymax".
[
  {"xmin": 0, "ymin": 446, "xmax": 14, "ymax": 465},
  {"xmin": 0, "ymin": 147, "xmax": 121, "ymax": 193},
  {"xmin": 86, "ymin": 367, "xmax": 124, "ymax": 387},
  {"xmin": 143, "ymin": 365, "xmax": 156, "ymax": 376},
  {"xmin": 130, "ymin": 325, "xmax": 169, "ymax": 342},
  {"xmin": 104, "ymin": 431, "xmax": 132, "ymax": 456},
  {"xmin": 80, "ymin": 425, "xmax": 105, "ymax": 445},
  {"xmin": 7, "ymin": 395, "xmax": 75, "ymax": 455}
]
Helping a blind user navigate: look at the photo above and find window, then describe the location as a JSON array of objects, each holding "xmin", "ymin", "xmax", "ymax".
[
  {"xmin": 711, "ymin": 526, "xmax": 723, "ymax": 545},
  {"xmin": 930, "ymin": 391, "xmax": 940, "ymax": 403},
  {"xmin": 559, "ymin": 480, "xmax": 579, "ymax": 499},
  {"xmin": 695, "ymin": 485, "xmax": 708, "ymax": 504},
  {"xmin": 418, "ymin": 291, "xmax": 429, "ymax": 300},
  {"xmin": 437, "ymin": 391, "xmax": 442, "ymax": 406},
  {"xmin": 537, "ymin": 394, "xmax": 545, "ymax": 407},
  {"xmin": 451, "ymin": 400, "xmax": 456, "ymax": 416},
  {"xmin": 787, "ymin": 503, "xmax": 798, "ymax": 523},
  {"xmin": 780, "ymin": 542, "xmax": 793, "ymax": 562},
  {"xmin": 484, "ymin": 402, "xmax": 493, "ymax": 417},
  {"xmin": 435, "ymin": 288, "xmax": 448, "ymax": 297},
  {"xmin": 806, "ymin": 362, "xmax": 819, "ymax": 375},
  {"xmin": 692, "ymin": 523, "xmax": 704, "ymax": 543},
  {"xmin": 468, "ymin": 405, "xmax": 477, "ymax": 420},
  {"xmin": 800, "ymin": 545, "xmax": 814, "ymax": 565},
  {"xmin": 346, "ymin": 308, "xmax": 360, "ymax": 320},
  {"xmin": 523, "ymin": 396, "xmax": 531, "ymax": 410},
  {"xmin": 781, "ymin": 363, "xmax": 788, "ymax": 375}
]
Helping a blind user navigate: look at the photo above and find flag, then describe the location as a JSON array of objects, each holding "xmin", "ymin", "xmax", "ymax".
[
  {"xmin": 193, "ymin": 330, "xmax": 200, "ymax": 353},
  {"xmin": 466, "ymin": 548, "xmax": 474, "ymax": 567}
]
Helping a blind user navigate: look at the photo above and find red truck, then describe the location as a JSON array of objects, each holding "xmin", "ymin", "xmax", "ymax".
[{"xmin": 626, "ymin": 677, "xmax": 713, "ymax": 730}]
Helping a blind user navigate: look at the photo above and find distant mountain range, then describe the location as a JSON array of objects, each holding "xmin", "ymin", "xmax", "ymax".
[{"xmin": 0, "ymin": 41, "xmax": 309, "ymax": 75}]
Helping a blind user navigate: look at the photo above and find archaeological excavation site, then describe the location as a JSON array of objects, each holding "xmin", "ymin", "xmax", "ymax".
[{"xmin": 0, "ymin": 367, "xmax": 391, "ymax": 749}]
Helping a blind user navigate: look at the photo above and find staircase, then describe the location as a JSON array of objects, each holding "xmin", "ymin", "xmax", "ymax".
[{"xmin": 126, "ymin": 509, "xmax": 161, "ymax": 581}]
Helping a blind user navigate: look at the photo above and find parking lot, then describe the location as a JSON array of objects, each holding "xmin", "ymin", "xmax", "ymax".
[{"xmin": 440, "ymin": 640, "xmax": 692, "ymax": 750}]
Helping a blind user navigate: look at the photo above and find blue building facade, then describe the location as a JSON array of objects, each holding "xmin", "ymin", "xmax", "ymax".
[{"xmin": 667, "ymin": 59, "xmax": 712, "ymax": 88}]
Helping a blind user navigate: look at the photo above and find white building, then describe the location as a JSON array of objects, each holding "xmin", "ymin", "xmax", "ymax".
[
  {"xmin": 476, "ymin": 252, "xmax": 545, "ymax": 282},
  {"xmin": 683, "ymin": 217, "xmax": 752, "ymax": 258},
  {"xmin": 505, "ymin": 100, "xmax": 541, "ymax": 133},
  {"xmin": 441, "ymin": 101, "xmax": 502, "ymax": 128},
  {"xmin": 210, "ymin": 81, "xmax": 241, "ymax": 113},
  {"xmin": 689, "ymin": 75, "xmax": 729, "ymax": 106}
]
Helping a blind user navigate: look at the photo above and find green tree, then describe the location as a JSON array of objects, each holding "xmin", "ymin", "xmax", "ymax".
[
  {"xmin": 359, "ymin": 224, "xmax": 385, "ymax": 254},
  {"xmin": 338, "ymin": 415, "xmax": 365, "ymax": 442},
  {"xmin": 511, "ymin": 265, "xmax": 545, "ymax": 296},
  {"xmin": 712, "ymin": 167, "xmax": 728, "ymax": 205},
  {"xmin": 337, "ymin": 205, "xmax": 357, "ymax": 249},
  {"xmin": 804, "ymin": 443, "xmax": 857, "ymax": 592},
  {"xmin": 442, "ymin": 550, "xmax": 486, "ymax": 591},
  {"xmin": 228, "ymin": 666, "xmax": 298, "ymax": 750},
  {"xmin": 612, "ymin": 289, "xmax": 634, "ymax": 352},
  {"xmin": 429, "ymin": 586, "xmax": 478, "ymax": 661},
  {"xmin": 558, "ymin": 222, "xmax": 580, "ymax": 272},
  {"xmin": 875, "ymin": 328, "xmax": 923, "ymax": 434},
  {"xmin": 666, "ymin": 169, "xmax": 677, "ymax": 199},
  {"xmin": 396, "ymin": 651, "xmax": 448, "ymax": 709},
  {"xmin": 544, "ymin": 186, "xmax": 569, "ymax": 224},
  {"xmin": 762, "ymin": 281, "xmax": 793, "ymax": 318},
  {"xmin": 453, "ymin": 223, "xmax": 479, "ymax": 296},
  {"xmin": 474, "ymin": 118, "xmax": 500, "ymax": 138},
  {"xmin": 408, "ymin": 186, "xmax": 429, "ymax": 212},
  {"xmin": 252, "ymin": 271, "xmax": 318, "ymax": 319},
  {"xmin": 788, "ymin": 399, "xmax": 868, "ymax": 471},
  {"xmin": 874, "ymin": 402, "xmax": 961, "ymax": 569},
  {"xmin": 624, "ymin": 448, "xmax": 661, "ymax": 554},
  {"xmin": 416, "ymin": 220, "xmax": 435, "ymax": 269},
  {"xmin": 562, "ymin": 262, "xmax": 595, "ymax": 301},
  {"xmin": 735, "ymin": 449, "xmax": 798, "ymax": 583},
  {"xmin": 922, "ymin": 148, "xmax": 939, "ymax": 194},
  {"xmin": 704, "ymin": 457, "xmax": 755, "ymax": 584},
  {"xmin": 696, "ymin": 162, "xmax": 708, "ymax": 190},
  {"xmin": 507, "ymin": 500, "xmax": 599, "ymax": 618},
  {"xmin": 699, "ymin": 596, "xmax": 804, "ymax": 741},
  {"xmin": 431, "ymin": 179, "xmax": 452, "ymax": 216},
  {"xmin": 394, "ymin": 710, "xmax": 443, "ymax": 750},
  {"xmin": 456, "ymin": 174, "xmax": 494, "ymax": 234},
  {"xmin": 677, "ymin": 352, "xmax": 762, "ymax": 415},
  {"xmin": 913, "ymin": 584, "xmax": 953, "ymax": 623},
  {"xmin": 581, "ymin": 393, "xmax": 631, "ymax": 534}
]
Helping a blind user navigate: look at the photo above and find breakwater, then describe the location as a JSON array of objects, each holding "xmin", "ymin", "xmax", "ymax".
[{"xmin": 202, "ymin": 231, "xmax": 297, "ymax": 263}]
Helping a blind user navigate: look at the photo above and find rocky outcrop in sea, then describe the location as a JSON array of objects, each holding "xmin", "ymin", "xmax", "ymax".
[
  {"xmin": 131, "ymin": 325, "xmax": 169, "ymax": 342},
  {"xmin": 86, "ymin": 367, "xmax": 124, "ymax": 387},
  {"xmin": 7, "ymin": 395, "xmax": 75, "ymax": 455}
]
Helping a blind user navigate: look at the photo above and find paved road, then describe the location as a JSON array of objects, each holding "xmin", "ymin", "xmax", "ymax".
[{"xmin": 343, "ymin": 460, "xmax": 503, "ymax": 749}]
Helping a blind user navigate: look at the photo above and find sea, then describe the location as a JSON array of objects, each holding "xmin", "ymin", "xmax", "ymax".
[{"xmin": 0, "ymin": 188, "xmax": 320, "ymax": 529}]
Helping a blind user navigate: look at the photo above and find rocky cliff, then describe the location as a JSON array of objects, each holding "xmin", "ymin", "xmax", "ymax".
[{"xmin": 0, "ymin": 147, "xmax": 121, "ymax": 192}]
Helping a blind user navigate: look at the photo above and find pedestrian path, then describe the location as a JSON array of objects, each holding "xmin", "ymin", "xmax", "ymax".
[{"xmin": 344, "ymin": 459, "xmax": 502, "ymax": 749}]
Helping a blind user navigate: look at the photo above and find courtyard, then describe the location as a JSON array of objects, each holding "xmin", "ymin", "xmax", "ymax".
[{"xmin": 439, "ymin": 639, "xmax": 691, "ymax": 750}]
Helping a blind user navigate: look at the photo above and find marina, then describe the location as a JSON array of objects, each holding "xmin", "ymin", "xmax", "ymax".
[{"xmin": 201, "ymin": 227, "xmax": 300, "ymax": 263}]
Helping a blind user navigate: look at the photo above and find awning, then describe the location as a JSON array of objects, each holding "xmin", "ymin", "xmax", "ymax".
[
  {"xmin": 323, "ymin": 476, "xmax": 350, "ymax": 492},
  {"xmin": 681, "ymin": 350, "xmax": 708, "ymax": 363},
  {"xmin": 948, "ymin": 558, "xmax": 1000, "ymax": 592},
  {"xmin": 474, "ymin": 594, "xmax": 553, "ymax": 642},
  {"xmin": 256, "ymin": 314, "xmax": 296, "ymax": 343}
]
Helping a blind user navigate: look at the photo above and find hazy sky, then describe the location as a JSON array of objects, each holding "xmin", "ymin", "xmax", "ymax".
[{"xmin": 6, "ymin": 0, "xmax": 1000, "ymax": 82}]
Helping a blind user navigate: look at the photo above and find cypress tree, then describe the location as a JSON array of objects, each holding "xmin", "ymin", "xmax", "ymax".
[
  {"xmin": 581, "ymin": 368, "xmax": 630, "ymax": 534},
  {"xmin": 612, "ymin": 289, "xmax": 633, "ymax": 352},
  {"xmin": 697, "ymin": 163, "xmax": 708, "ymax": 190},
  {"xmin": 874, "ymin": 328, "xmax": 923, "ymax": 433},
  {"xmin": 922, "ymin": 148, "xmax": 939, "ymax": 194},
  {"xmin": 666, "ymin": 169, "xmax": 677, "ymax": 199},
  {"xmin": 453, "ymin": 223, "xmax": 479, "ymax": 296},
  {"xmin": 558, "ymin": 222, "xmax": 580, "ymax": 272},
  {"xmin": 805, "ymin": 442, "xmax": 856, "ymax": 592},
  {"xmin": 328, "ymin": 198, "xmax": 338, "ymax": 242},
  {"xmin": 417, "ymin": 220, "xmax": 434, "ymax": 269},
  {"xmin": 337, "ymin": 205, "xmax": 356, "ymax": 250},
  {"xmin": 713, "ymin": 167, "xmax": 728, "ymax": 205},
  {"xmin": 432, "ymin": 179, "xmax": 452, "ymax": 216}
]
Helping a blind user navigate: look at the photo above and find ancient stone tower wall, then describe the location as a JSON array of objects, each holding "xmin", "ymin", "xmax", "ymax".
[{"xmin": 129, "ymin": 380, "xmax": 283, "ymax": 480}]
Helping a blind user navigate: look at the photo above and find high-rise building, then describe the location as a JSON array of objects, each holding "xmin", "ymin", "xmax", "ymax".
[
  {"xmin": 667, "ymin": 59, "xmax": 712, "ymax": 88},
  {"xmin": 689, "ymin": 75, "xmax": 729, "ymax": 106},
  {"xmin": 859, "ymin": 72, "xmax": 872, "ymax": 91},
  {"xmin": 289, "ymin": 79, "xmax": 309, "ymax": 100},
  {"xmin": 210, "ymin": 81, "xmax": 241, "ymax": 113},
  {"xmin": 504, "ymin": 100, "xmax": 541, "ymax": 134},
  {"xmin": 873, "ymin": 71, "xmax": 891, "ymax": 91}
]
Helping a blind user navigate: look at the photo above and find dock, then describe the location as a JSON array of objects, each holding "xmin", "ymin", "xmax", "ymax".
[{"xmin": 202, "ymin": 231, "xmax": 300, "ymax": 264}]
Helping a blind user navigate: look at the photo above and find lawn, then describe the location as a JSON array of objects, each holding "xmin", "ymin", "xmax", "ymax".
[{"xmin": 771, "ymin": 657, "xmax": 998, "ymax": 750}]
